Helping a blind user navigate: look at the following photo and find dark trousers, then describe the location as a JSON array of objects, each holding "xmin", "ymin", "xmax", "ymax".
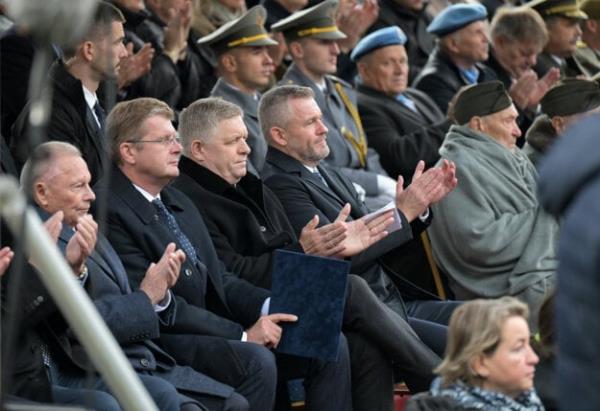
[
  {"xmin": 406, "ymin": 299, "xmax": 462, "ymax": 357},
  {"xmin": 343, "ymin": 275, "xmax": 442, "ymax": 393},
  {"xmin": 275, "ymin": 333, "xmax": 352, "ymax": 411}
]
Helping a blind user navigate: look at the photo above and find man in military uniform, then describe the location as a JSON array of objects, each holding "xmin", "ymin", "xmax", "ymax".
[
  {"xmin": 198, "ymin": 6, "xmax": 278, "ymax": 175},
  {"xmin": 574, "ymin": 0, "xmax": 600, "ymax": 78},
  {"xmin": 528, "ymin": 0, "xmax": 589, "ymax": 78},
  {"xmin": 272, "ymin": 0, "xmax": 397, "ymax": 210}
]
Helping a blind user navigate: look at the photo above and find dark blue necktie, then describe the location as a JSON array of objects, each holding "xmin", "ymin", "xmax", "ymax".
[
  {"xmin": 152, "ymin": 198, "xmax": 198, "ymax": 265},
  {"xmin": 93, "ymin": 101, "xmax": 106, "ymax": 135}
]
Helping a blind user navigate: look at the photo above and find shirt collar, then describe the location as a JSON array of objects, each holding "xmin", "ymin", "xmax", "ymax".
[
  {"xmin": 133, "ymin": 184, "xmax": 161, "ymax": 202},
  {"xmin": 82, "ymin": 85, "xmax": 97, "ymax": 111}
]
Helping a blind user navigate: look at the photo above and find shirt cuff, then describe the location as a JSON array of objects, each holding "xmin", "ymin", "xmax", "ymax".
[
  {"xmin": 153, "ymin": 291, "xmax": 172, "ymax": 312},
  {"xmin": 241, "ymin": 331, "xmax": 248, "ymax": 342},
  {"xmin": 261, "ymin": 298, "xmax": 271, "ymax": 316},
  {"xmin": 419, "ymin": 208, "xmax": 430, "ymax": 222}
]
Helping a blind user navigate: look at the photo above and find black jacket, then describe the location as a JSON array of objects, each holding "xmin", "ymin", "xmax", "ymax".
[
  {"xmin": 412, "ymin": 46, "xmax": 497, "ymax": 114},
  {"xmin": 356, "ymin": 83, "xmax": 450, "ymax": 181}
]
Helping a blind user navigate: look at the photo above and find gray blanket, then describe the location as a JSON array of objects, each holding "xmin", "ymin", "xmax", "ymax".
[{"xmin": 428, "ymin": 125, "xmax": 559, "ymax": 297}]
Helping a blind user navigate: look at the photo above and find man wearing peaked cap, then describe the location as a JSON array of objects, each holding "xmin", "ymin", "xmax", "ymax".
[
  {"xmin": 412, "ymin": 3, "xmax": 497, "ymax": 114},
  {"xmin": 528, "ymin": 0, "xmax": 590, "ymax": 78},
  {"xmin": 353, "ymin": 26, "xmax": 451, "ymax": 183},
  {"xmin": 574, "ymin": 0, "xmax": 600, "ymax": 77},
  {"xmin": 273, "ymin": 0, "xmax": 401, "ymax": 212},
  {"xmin": 428, "ymin": 81, "xmax": 559, "ymax": 329},
  {"xmin": 199, "ymin": 6, "xmax": 278, "ymax": 175},
  {"xmin": 524, "ymin": 78, "xmax": 600, "ymax": 166}
]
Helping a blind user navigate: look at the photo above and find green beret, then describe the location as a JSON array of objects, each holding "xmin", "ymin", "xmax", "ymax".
[
  {"xmin": 197, "ymin": 6, "xmax": 277, "ymax": 55},
  {"xmin": 541, "ymin": 79, "xmax": 600, "ymax": 117},
  {"xmin": 271, "ymin": 0, "xmax": 346, "ymax": 42},
  {"xmin": 452, "ymin": 81, "xmax": 512, "ymax": 124}
]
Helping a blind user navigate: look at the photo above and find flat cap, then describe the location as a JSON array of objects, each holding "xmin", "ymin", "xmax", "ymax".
[
  {"xmin": 452, "ymin": 81, "xmax": 512, "ymax": 124},
  {"xmin": 541, "ymin": 79, "xmax": 600, "ymax": 117},
  {"xmin": 526, "ymin": 0, "xmax": 588, "ymax": 19},
  {"xmin": 581, "ymin": 0, "xmax": 600, "ymax": 20},
  {"xmin": 350, "ymin": 26, "xmax": 407, "ymax": 62},
  {"xmin": 427, "ymin": 3, "xmax": 488, "ymax": 37},
  {"xmin": 271, "ymin": 0, "xmax": 346, "ymax": 42},
  {"xmin": 197, "ymin": 6, "xmax": 277, "ymax": 54}
]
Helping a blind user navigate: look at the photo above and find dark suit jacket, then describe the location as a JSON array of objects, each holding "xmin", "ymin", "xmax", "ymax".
[
  {"xmin": 11, "ymin": 60, "xmax": 108, "ymax": 184},
  {"xmin": 412, "ymin": 46, "xmax": 497, "ymax": 114},
  {"xmin": 173, "ymin": 156, "xmax": 302, "ymax": 289},
  {"xmin": 50, "ymin": 214, "xmax": 233, "ymax": 397},
  {"xmin": 356, "ymin": 84, "xmax": 450, "ymax": 181},
  {"xmin": 95, "ymin": 166, "xmax": 270, "ymax": 342},
  {"xmin": 262, "ymin": 148, "xmax": 440, "ymax": 313}
]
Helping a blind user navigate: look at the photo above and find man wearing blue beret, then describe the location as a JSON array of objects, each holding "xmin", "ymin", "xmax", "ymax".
[{"xmin": 412, "ymin": 3, "xmax": 497, "ymax": 114}]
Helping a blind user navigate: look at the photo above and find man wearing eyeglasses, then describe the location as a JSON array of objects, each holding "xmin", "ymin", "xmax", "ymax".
[{"xmin": 95, "ymin": 96, "xmax": 353, "ymax": 411}]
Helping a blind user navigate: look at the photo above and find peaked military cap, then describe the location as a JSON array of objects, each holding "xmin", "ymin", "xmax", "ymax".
[
  {"xmin": 581, "ymin": 0, "xmax": 600, "ymax": 20},
  {"xmin": 197, "ymin": 6, "xmax": 277, "ymax": 55},
  {"xmin": 271, "ymin": 0, "xmax": 346, "ymax": 42},
  {"xmin": 452, "ymin": 81, "xmax": 512, "ymax": 125},
  {"xmin": 350, "ymin": 26, "xmax": 407, "ymax": 62},
  {"xmin": 427, "ymin": 3, "xmax": 488, "ymax": 37},
  {"xmin": 526, "ymin": 0, "xmax": 588, "ymax": 19},
  {"xmin": 541, "ymin": 79, "xmax": 600, "ymax": 117}
]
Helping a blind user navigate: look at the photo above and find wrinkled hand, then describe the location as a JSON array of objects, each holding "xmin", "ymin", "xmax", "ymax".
[
  {"xmin": 246, "ymin": 313, "xmax": 298, "ymax": 348},
  {"xmin": 299, "ymin": 204, "xmax": 351, "ymax": 256},
  {"xmin": 395, "ymin": 160, "xmax": 457, "ymax": 222},
  {"xmin": 336, "ymin": 209, "xmax": 394, "ymax": 257},
  {"xmin": 117, "ymin": 42, "xmax": 155, "ymax": 89},
  {"xmin": 336, "ymin": 0, "xmax": 379, "ymax": 52},
  {"xmin": 140, "ymin": 242, "xmax": 186, "ymax": 304},
  {"xmin": 510, "ymin": 68, "xmax": 560, "ymax": 110},
  {"xmin": 65, "ymin": 215, "xmax": 97, "ymax": 276},
  {"xmin": 0, "ymin": 246, "xmax": 14, "ymax": 276}
]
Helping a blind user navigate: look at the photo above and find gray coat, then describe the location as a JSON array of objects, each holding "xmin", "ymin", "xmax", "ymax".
[
  {"xmin": 428, "ymin": 125, "xmax": 558, "ymax": 299},
  {"xmin": 211, "ymin": 78, "xmax": 266, "ymax": 175}
]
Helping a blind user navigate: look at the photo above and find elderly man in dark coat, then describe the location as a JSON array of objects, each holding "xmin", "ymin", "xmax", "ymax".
[
  {"xmin": 412, "ymin": 3, "xmax": 496, "ymax": 114},
  {"xmin": 353, "ymin": 26, "xmax": 450, "ymax": 182}
]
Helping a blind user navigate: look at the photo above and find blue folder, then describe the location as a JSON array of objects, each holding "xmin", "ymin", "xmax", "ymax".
[{"xmin": 269, "ymin": 249, "xmax": 350, "ymax": 361}]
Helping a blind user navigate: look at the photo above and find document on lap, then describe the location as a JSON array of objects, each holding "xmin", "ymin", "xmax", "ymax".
[{"xmin": 269, "ymin": 249, "xmax": 350, "ymax": 361}]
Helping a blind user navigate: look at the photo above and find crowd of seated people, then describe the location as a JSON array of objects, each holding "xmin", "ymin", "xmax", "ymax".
[{"xmin": 2, "ymin": 0, "xmax": 600, "ymax": 409}]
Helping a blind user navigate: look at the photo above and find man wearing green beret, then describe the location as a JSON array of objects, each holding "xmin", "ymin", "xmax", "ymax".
[
  {"xmin": 573, "ymin": 0, "xmax": 600, "ymax": 77},
  {"xmin": 198, "ymin": 6, "xmax": 278, "ymax": 175},
  {"xmin": 428, "ymin": 81, "xmax": 559, "ymax": 328},
  {"xmin": 524, "ymin": 79, "xmax": 600, "ymax": 167},
  {"xmin": 528, "ymin": 0, "xmax": 589, "ymax": 78},
  {"xmin": 272, "ymin": 0, "xmax": 399, "ymax": 211}
]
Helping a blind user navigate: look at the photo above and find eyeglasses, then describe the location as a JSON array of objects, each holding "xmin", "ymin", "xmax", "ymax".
[{"xmin": 127, "ymin": 135, "xmax": 181, "ymax": 146}]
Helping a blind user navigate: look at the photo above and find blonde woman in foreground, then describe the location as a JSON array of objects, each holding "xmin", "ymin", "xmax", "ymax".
[{"xmin": 407, "ymin": 297, "xmax": 544, "ymax": 411}]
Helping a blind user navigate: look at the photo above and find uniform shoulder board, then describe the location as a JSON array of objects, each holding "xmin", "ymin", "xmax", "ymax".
[{"xmin": 326, "ymin": 74, "xmax": 352, "ymax": 89}]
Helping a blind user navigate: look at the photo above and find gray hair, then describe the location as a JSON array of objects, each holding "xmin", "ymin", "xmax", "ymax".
[
  {"xmin": 178, "ymin": 98, "xmax": 243, "ymax": 155},
  {"xmin": 258, "ymin": 85, "xmax": 315, "ymax": 143},
  {"xmin": 491, "ymin": 7, "xmax": 548, "ymax": 47},
  {"xmin": 20, "ymin": 142, "xmax": 82, "ymax": 195}
]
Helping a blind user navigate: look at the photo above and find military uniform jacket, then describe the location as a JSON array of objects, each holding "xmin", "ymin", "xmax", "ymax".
[
  {"xmin": 573, "ymin": 45, "xmax": 600, "ymax": 78},
  {"xmin": 533, "ymin": 51, "xmax": 585, "ymax": 79},
  {"xmin": 356, "ymin": 83, "xmax": 450, "ymax": 181},
  {"xmin": 412, "ymin": 46, "xmax": 497, "ymax": 114},
  {"xmin": 211, "ymin": 78, "xmax": 266, "ymax": 175},
  {"xmin": 280, "ymin": 64, "xmax": 387, "ymax": 199}
]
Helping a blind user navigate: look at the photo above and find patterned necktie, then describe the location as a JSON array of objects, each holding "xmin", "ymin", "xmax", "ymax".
[
  {"xmin": 152, "ymin": 198, "xmax": 198, "ymax": 265},
  {"xmin": 312, "ymin": 169, "xmax": 328, "ymax": 187},
  {"xmin": 460, "ymin": 67, "xmax": 480, "ymax": 85},
  {"xmin": 396, "ymin": 94, "xmax": 418, "ymax": 113},
  {"xmin": 93, "ymin": 101, "xmax": 106, "ymax": 135}
]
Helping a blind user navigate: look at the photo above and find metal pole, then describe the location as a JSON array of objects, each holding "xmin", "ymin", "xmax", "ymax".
[{"xmin": 0, "ymin": 177, "xmax": 158, "ymax": 411}]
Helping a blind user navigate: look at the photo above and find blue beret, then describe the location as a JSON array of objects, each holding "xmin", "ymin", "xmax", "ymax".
[
  {"xmin": 350, "ymin": 26, "xmax": 407, "ymax": 62},
  {"xmin": 427, "ymin": 3, "xmax": 488, "ymax": 37}
]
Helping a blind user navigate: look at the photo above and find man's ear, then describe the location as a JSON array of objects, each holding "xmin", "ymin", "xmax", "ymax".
[
  {"xmin": 119, "ymin": 142, "xmax": 137, "ymax": 165},
  {"xmin": 269, "ymin": 126, "xmax": 288, "ymax": 147},
  {"xmin": 551, "ymin": 115, "xmax": 565, "ymax": 134},
  {"xmin": 80, "ymin": 40, "xmax": 95, "ymax": 63},
  {"xmin": 288, "ymin": 41, "xmax": 304, "ymax": 60},
  {"xmin": 469, "ymin": 116, "xmax": 484, "ymax": 132},
  {"xmin": 33, "ymin": 182, "xmax": 49, "ymax": 208},
  {"xmin": 189, "ymin": 140, "xmax": 206, "ymax": 161},
  {"xmin": 219, "ymin": 52, "xmax": 238, "ymax": 73}
]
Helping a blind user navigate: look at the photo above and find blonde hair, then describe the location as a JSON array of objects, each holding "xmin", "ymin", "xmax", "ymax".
[
  {"xmin": 106, "ymin": 98, "xmax": 173, "ymax": 165},
  {"xmin": 436, "ymin": 297, "xmax": 529, "ymax": 386}
]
